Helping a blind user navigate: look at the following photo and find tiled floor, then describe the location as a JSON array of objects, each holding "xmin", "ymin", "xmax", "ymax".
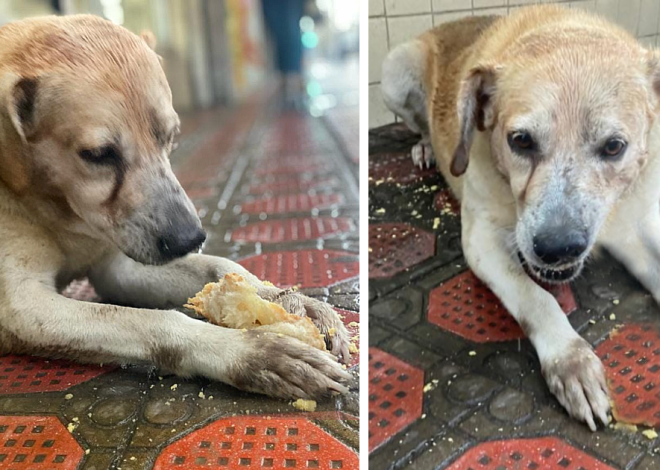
[
  {"xmin": 0, "ymin": 91, "xmax": 359, "ymax": 469},
  {"xmin": 368, "ymin": 124, "xmax": 660, "ymax": 470}
]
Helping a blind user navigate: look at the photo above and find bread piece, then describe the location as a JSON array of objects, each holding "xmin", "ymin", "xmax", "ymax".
[{"xmin": 185, "ymin": 273, "xmax": 326, "ymax": 350}]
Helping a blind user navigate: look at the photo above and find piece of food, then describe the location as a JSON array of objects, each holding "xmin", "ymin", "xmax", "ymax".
[
  {"xmin": 185, "ymin": 273, "xmax": 326, "ymax": 350},
  {"xmin": 292, "ymin": 398, "xmax": 317, "ymax": 412}
]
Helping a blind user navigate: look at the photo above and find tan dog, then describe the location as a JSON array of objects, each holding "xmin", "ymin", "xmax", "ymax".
[
  {"xmin": 382, "ymin": 5, "xmax": 660, "ymax": 430},
  {"xmin": 0, "ymin": 15, "xmax": 352, "ymax": 399}
]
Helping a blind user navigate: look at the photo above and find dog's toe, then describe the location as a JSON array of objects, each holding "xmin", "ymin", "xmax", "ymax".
[
  {"xmin": 542, "ymin": 337, "xmax": 611, "ymax": 431},
  {"xmin": 411, "ymin": 141, "xmax": 435, "ymax": 169}
]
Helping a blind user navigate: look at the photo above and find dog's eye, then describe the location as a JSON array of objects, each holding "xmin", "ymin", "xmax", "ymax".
[
  {"xmin": 78, "ymin": 145, "xmax": 122, "ymax": 165},
  {"xmin": 601, "ymin": 138, "xmax": 627, "ymax": 159},
  {"xmin": 507, "ymin": 131, "xmax": 536, "ymax": 153}
]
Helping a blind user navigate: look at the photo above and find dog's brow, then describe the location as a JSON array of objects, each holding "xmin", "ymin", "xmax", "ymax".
[{"xmin": 149, "ymin": 109, "xmax": 168, "ymax": 146}]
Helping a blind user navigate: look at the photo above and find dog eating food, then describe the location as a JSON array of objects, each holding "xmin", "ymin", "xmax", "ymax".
[{"xmin": 185, "ymin": 273, "xmax": 327, "ymax": 351}]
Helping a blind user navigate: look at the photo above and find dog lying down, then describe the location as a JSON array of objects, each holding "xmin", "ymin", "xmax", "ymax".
[
  {"xmin": 383, "ymin": 5, "xmax": 660, "ymax": 430},
  {"xmin": 0, "ymin": 15, "xmax": 351, "ymax": 400}
]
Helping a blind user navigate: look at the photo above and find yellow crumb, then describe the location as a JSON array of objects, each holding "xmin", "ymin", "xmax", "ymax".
[
  {"xmin": 328, "ymin": 328, "xmax": 336, "ymax": 337},
  {"xmin": 643, "ymin": 429, "xmax": 658, "ymax": 440},
  {"xmin": 292, "ymin": 399, "xmax": 317, "ymax": 412}
]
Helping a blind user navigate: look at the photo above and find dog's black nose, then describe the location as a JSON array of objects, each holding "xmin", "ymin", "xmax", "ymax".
[
  {"xmin": 157, "ymin": 227, "xmax": 206, "ymax": 260},
  {"xmin": 533, "ymin": 230, "xmax": 588, "ymax": 265}
]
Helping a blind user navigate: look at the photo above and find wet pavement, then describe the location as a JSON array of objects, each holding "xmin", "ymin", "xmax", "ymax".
[
  {"xmin": 368, "ymin": 124, "xmax": 660, "ymax": 470},
  {"xmin": 0, "ymin": 91, "xmax": 359, "ymax": 469}
]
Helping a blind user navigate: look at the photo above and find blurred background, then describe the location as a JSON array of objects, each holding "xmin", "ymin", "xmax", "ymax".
[{"xmin": 1, "ymin": 0, "xmax": 359, "ymax": 117}]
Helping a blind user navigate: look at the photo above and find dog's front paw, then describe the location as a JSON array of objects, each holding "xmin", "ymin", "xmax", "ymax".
[
  {"xmin": 541, "ymin": 338, "xmax": 611, "ymax": 431},
  {"xmin": 411, "ymin": 140, "xmax": 434, "ymax": 169},
  {"xmin": 275, "ymin": 292, "xmax": 352, "ymax": 363},
  {"xmin": 227, "ymin": 330, "xmax": 351, "ymax": 399}
]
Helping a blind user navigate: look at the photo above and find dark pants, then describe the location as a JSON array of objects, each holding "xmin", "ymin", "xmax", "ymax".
[{"xmin": 261, "ymin": 0, "xmax": 305, "ymax": 74}]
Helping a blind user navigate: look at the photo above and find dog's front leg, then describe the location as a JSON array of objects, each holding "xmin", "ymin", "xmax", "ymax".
[
  {"xmin": 461, "ymin": 204, "xmax": 610, "ymax": 430},
  {"xmin": 89, "ymin": 252, "xmax": 352, "ymax": 361},
  {"xmin": 4, "ymin": 279, "xmax": 350, "ymax": 399}
]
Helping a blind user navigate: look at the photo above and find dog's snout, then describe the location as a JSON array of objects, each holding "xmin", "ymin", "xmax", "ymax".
[
  {"xmin": 158, "ymin": 226, "xmax": 206, "ymax": 260},
  {"xmin": 532, "ymin": 229, "xmax": 588, "ymax": 265}
]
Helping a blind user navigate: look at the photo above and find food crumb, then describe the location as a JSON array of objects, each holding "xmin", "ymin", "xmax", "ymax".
[
  {"xmin": 349, "ymin": 343, "xmax": 358, "ymax": 354},
  {"xmin": 328, "ymin": 328, "xmax": 336, "ymax": 337},
  {"xmin": 198, "ymin": 391, "xmax": 206, "ymax": 399},
  {"xmin": 67, "ymin": 423, "xmax": 77, "ymax": 433},
  {"xmin": 468, "ymin": 351, "xmax": 477, "ymax": 356},
  {"xmin": 433, "ymin": 217, "xmax": 440, "ymax": 230},
  {"xmin": 170, "ymin": 384, "xmax": 178, "ymax": 391},
  {"xmin": 613, "ymin": 299, "xmax": 620, "ymax": 305},
  {"xmin": 643, "ymin": 429, "xmax": 658, "ymax": 440},
  {"xmin": 292, "ymin": 399, "xmax": 317, "ymax": 412},
  {"xmin": 609, "ymin": 313, "xmax": 616, "ymax": 321},
  {"xmin": 64, "ymin": 394, "xmax": 73, "ymax": 400},
  {"xmin": 375, "ymin": 208, "xmax": 386, "ymax": 215}
]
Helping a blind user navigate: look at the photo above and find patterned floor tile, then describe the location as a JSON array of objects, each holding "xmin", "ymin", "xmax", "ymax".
[
  {"xmin": 232, "ymin": 217, "xmax": 353, "ymax": 243},
  {"xmin": 239, "ymin": 193, "xmax": 344, "ymax": 214},
  {"xmin": 369, "ymin": 223, "xmax": 436, "ymax": 279}
]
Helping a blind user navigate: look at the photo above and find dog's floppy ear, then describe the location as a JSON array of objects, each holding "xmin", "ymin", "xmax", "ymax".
[
  {"xmin": 0, "ymin": 75, "xmax": 39, "ymax": 193},
  {"xmin": 451, "ymin": 64, "xmax": 499, "ymax": 177}
]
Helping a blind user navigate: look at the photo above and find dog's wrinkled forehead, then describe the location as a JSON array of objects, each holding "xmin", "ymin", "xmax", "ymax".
[{"xmin": 497, "ymin": 51, "xmax": 652, "ymax": 148}]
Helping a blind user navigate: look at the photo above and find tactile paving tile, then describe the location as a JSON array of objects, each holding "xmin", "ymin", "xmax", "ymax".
[
  {"xmin": 369, "ymin": 223, "xmax": 435, "ymax": 279},
  {"xmin": 369, "ymin": 152, "xmax": 437, "ymax": 185},
  {"xmin": 446, "ymin": 436, "xmax": 614, "ymax": 469},
  {"xmin": 240, "ymin": 193, "xmax": 344, "ymax": 215},
  {"xmin": 369, "ymin": 348, "xmax": 423, "ymax": 452},
  {"xmin": 248, "ymin": 177, "xmax": 339, "ymax": 195},
  {"xmin": 0, "ymin": 416, "xmax": 84, "ymax": 469},
  {"xmin": 337, "ymin": 308, "xmax": 360, "ymax": 368},
  {"xmin": 61, "ymin": 278, "xmax": 100, "ymax": 303},
  {"xmin": 153, "ymin": 416, "xmax": 358, "ymax": 469},
  {"xmin": 428, "ymin": 271, "xmax": 577, "ymax": 342},
  {"xmin": 239, "ymin": 250, "xmax": 359, "ymax": 288},
  {"xmin": 232, "ymin": 217, "xmax": 353, "ymax": 243},
  {"xmin": 433, "ymin": 189, "xmax": 460, "ymax": 215},
  {"xmin": 254, "ymin": 162, "xmax": 330, "ymax": 177},
  {"xmin": 0, "ymin": 355, "xmax": 109, "ymax": 394},
  {"xmin": 596, "ymin": 323, "xmax": 660, "ymax": 427}
]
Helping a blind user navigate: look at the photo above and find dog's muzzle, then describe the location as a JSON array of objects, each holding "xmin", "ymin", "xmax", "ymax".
[{"xmin": 519, "ymin": 252, "xmax": 584, "ymax": 284}]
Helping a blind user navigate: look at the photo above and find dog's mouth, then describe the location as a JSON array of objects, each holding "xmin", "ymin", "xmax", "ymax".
[{"xmin": 518, "ymin": 253, "xmax": 584, "ymax": 284}]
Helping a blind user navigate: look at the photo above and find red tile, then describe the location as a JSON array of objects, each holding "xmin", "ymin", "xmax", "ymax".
[
  {"xmin": 240, "ymin": 193, "xmax": 344, "ymax": 215},
  {"xmin": 428, "ymin": 271, "xmax": 576, "ymax": 343},
  {"xmin": 369, "ymin": 348, "xmax": 424, "ymax": 452},
  {"xmin": 369, "ymin": 223, "xmax": 435, "ymax": 279},
  {"xmin": 254, "ymin": 162, "xmax": 329, "ymax": 177},
  {"xmin": 337, "ymin": 309, "xmax": 360, "ymax": 368},
  {"xmin": 61, "ymin": 278, "xmax": 99, "ymax": 303},
  {"xmin": 239, "ymin": 250, "xmax": 359, "ymax": 289},
  {"xmin": 596, "ymin": 323, "xmax": 660, "ymax": 427},
  {"xmin": 0, "ymin": 355, "xmax": 110, "ymax": 395},
  {"xmin": 153, "ymin": 416, "xmax": 358, "ymax": 469},
  {"xmin": 184, "ymin": 186, "xmax": 219, "ymax": 201},
  {"xmin": 433, "ymin": 189, "xmax": 460, "ymax": 215},
  {"xmin": 232, "ymin": 217, "xmax": 353, "ymax": 243},
  {"xmin": 447, "ymin": 437, "xmax": 613, "ymax": 469},
  {"xmin": 0, "ymin": 415, "xmax": 84, "ymax": 469},
  {"xmin": 369, "ymin": 152, "xmax": 437, "ymax": 185},
  {"xmin": 248, "ymin": 176, "xmax": 339, "ymax": 195}
]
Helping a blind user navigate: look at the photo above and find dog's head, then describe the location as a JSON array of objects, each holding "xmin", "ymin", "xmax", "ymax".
[
  {"xmin": 451, "ymin": 20, "xmax": 660, "ymax": 283},
  {"xmin": 0, "ymin": 15, "xmax": 204, "ymax": 265}
]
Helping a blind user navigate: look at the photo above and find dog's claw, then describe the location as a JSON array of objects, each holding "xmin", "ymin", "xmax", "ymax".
[
  {"xmin": 542, "ymin": 337, "xmax": 611, "ymax": 432},
  {"xmin": 411, "ymin": 140, "xmax": 435, "ymax": 169}
]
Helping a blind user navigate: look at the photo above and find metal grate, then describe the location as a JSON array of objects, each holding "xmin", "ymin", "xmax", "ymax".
[
  {"xmin": 447, "ymin": 437, "xmax": 614, "ymax": 469},
  {"xmin": 232, "ymin": 217, "xmax": 353, "ymax": 243},
  {"xmin": 368, "ymin": 348, "xmax": 423, "ymax": 452},
  {"xmin": 154, "ymin": 416, "xmax": 358, "ymax": 469},
  {"xmin": 239, "ymin": 250, "xmax": 359, "ymax": 288},
  {"xmin": 369, "ymin": 223, "xmax": 435, "ymax": 279},
  {"xmin": 0, "ymin": 416, "xmax": 84, "ymax": 470},
  {"xmin": 428, "ymin": 271, "xmax": 576, "ymax": 342}
]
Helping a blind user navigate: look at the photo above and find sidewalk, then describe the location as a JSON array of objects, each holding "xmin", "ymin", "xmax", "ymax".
[
  {"xmin": 0, "ymin": 93, "xmax": 359, "ymax": 469},
  {"xmin": 369, "ymin": 124, "xmax": 660, "ymax": 470}
]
